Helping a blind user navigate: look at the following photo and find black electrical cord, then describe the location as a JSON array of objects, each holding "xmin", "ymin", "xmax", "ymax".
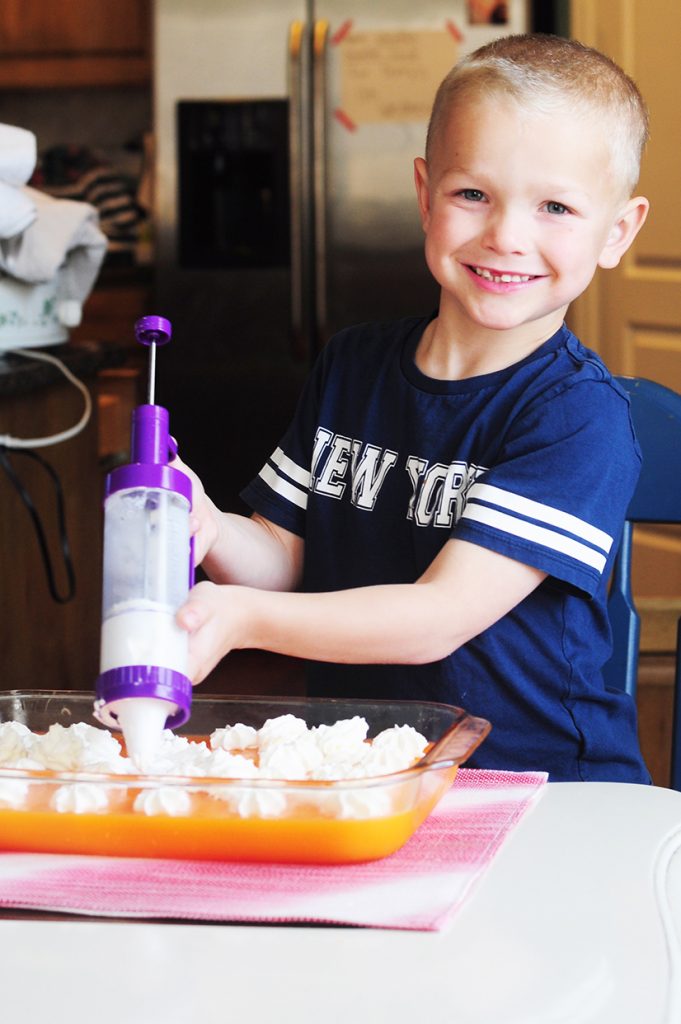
[{"xmin": 0, "ymin": 444, "xmax": 76, "ymax": 603}]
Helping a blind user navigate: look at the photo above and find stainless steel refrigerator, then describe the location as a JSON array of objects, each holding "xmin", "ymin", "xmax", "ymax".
[{"xmin": 152, "ymin": 0, "xmax": 530, "ymax": 510}]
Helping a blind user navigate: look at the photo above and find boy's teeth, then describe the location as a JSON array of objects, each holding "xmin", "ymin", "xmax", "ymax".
[{"xmin": 473, "ymin": 267, "xmax": 532, "ymax": 283}]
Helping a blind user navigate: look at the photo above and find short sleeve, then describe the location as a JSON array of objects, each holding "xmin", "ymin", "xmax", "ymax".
[
  {"xmin": 239, "ymin": 346, "xmax": 327, "ymax": 537},
  {"xmin": 453, "ymin": 378, "xmax": 642, "ymax": 595}
]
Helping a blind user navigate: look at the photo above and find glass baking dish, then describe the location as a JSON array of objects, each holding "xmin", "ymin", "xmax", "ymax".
[{"xmin": 0, "ymin": 690, "xmax": 491, "ymax": 864}]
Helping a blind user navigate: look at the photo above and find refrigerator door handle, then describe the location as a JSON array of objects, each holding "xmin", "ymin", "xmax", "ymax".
[
  {"xmin": 288, "ymin": 19, "xmax": 309, "ymax": 360},
  {"xmin": 312, "ymin": 18, "xmax": 330, "ymax": 353}
]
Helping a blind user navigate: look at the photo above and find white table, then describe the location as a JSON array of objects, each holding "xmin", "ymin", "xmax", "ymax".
[{"xmin": 1, "ymin": 782, "xmax": 680, "ymax": 1024}]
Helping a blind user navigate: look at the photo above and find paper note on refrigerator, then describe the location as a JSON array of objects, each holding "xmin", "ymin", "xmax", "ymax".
[{"xmin": 338, "ymin": 29, "xmax": 459, "ymax": 126}]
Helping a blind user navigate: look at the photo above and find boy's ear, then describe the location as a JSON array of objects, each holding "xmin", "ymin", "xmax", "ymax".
[
  {"xmin": 598, "ymin": 196, "xmax": 650, "ymax": 269},
  {"xmin": 414, "ymin": 157, "xmax": 431, "ymax": 231}
]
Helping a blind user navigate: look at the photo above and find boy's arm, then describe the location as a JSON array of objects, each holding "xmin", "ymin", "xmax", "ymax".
[
  {"xmin": 175, "ymin": 455, "xmax": 304, "ymax": 592},
  {"xmin": 202, "ymin": 509, "xmax": 304, "ymax": 593},
  {"xmin": 178, "ymin": 536, "xmax": 546, "ymax": 684}
]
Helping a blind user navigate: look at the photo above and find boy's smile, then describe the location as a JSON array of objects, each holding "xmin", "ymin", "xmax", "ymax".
[
  {"xmin": 414, "ymin": 94, "xmax": 648, "ymax": 376},
  {"xmin": 466, "ymin": 264, "xmax": 540, "ymax": 289}
]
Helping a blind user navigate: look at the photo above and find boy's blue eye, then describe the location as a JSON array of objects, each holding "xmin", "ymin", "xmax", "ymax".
[
  {"xmin": 458, "ymin": 189, "xmax": 485, "ymax": 202},
  {"xmin": 545, "ymin": 201, "xmax": 569, "ymax": 215}
]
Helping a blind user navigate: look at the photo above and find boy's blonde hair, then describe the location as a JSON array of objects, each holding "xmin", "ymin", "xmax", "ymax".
[{"xmin": 426, "ymin": 34, "xmax": 649, "ymax": 197}]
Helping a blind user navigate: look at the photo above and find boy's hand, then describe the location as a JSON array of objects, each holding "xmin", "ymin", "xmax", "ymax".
[
  {"xmin": 177, "ymin": 580, "xmax": 245, "ymax": 684},
  {"xmin": 171, "ymin": 454, "xmax": 220, "ymax": 564}
]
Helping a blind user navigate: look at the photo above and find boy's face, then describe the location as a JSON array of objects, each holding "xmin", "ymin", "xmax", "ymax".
[{"xmin": 414, "ymin": 94, "xmax": 648, "ymax": 346}]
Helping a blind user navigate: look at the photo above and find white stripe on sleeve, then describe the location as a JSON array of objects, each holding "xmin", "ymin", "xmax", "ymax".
[
  {"xmin": 461, "ymin": 503, "xmax": 607, "ymax": 573},
  {"xmin": 259, "ymin": 462, "xmax": 308, "ymax": 510},
  {"xmin": 270, "ymin": 447, "xmax": 311, "ymax": 488},
  {"xmin": 466, "ymin": 483, "xmax": 613, "ymax": 552}
]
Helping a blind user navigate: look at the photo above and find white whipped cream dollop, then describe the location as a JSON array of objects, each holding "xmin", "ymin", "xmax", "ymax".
[
  {"xmin": 205, "ymin": 750, "xmax": 259, "ymax": 779},
  {"xmin": 133, "ymin": 786, "xmax": 192, "ymax": 817},
  {"xmin": 0, "ymin": 722, "xmax": 33, "ymax": 766},
  {"xmin": 318, "ymin": 786, "xmax": 394, "ymax": 820},
  {"xmin": 373, "ymin": 724, "xmax": 429, "ymax": 761},
  {"xmin": 31, "ymin": 722, "xmax": 125, "ymax": 773},
  {"xmin": 210, "ymin": 723, "xmax": 258, "ymax": 752},
  {"xmin": 0, "ymin": 778, "xmax": 30, "ymax": 808},
  {"xmin": 312, "ymin": 716, "xmax": 369, "ymax": 760},
  {"xmin": 259, "ymin": 734, "xmax": 324, "ymax": 780},
  {"xmin": 209, "ymin": 784, "xmax": 288, "ymax": 819},
  {"xmin": 360, "ymin": 725, "xmax": 429, "ymax": 777},
  {"xmin": 51, "ymin": 782, "xmax": 110, "ymax": 814},
  {"xmin": 258, "ymin": 714, "xmax": 309, "ymax": 748}
]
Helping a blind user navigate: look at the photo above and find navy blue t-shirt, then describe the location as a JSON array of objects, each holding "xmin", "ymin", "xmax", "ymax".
[{"xmin": 241, "ymin": 316, "xmax": 650, "ymax": 783}]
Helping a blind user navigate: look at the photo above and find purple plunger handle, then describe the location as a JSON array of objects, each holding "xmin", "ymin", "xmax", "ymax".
[
  {"xmin": 135, "ymin": 315, "xmax": 172, "ymax": 346},
  {"xmin": 136, "ymin": 316, "xmax": 171, "ymax": 406}
]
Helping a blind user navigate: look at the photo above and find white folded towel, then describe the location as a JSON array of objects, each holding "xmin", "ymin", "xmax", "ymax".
[
  {"xmin": 0, "ymin": 180, "xmax": 36, "ymax": 239},
  {"xmin": 0, "ymin": 123, "xmax": 39, "ymax": 239},
  {"xmin": 0, "ymin": 123, "xmax": 37, "ymax": 186},
  {"xmin": 0, "ymin": 186, "xmax": 107, "ymax": 308}
]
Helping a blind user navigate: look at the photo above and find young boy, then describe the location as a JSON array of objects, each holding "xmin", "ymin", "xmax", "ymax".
[{"xmin": 176, "ymin": 34, "xmax": 651, "ymax": 783}]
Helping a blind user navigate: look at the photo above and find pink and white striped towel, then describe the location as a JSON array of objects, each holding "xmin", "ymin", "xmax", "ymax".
[{"xmin": 0, "ymin": 768, "xmax": 546, "ymax": 931}]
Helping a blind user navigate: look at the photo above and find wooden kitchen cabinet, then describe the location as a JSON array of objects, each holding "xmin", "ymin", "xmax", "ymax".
[
  {"xmin": 0, "ymin": 347, "xmax": 113, "ymax": 692},
  {"xmin": 0, "ymin": 0, "xmax": 151, "ymax": 88}
]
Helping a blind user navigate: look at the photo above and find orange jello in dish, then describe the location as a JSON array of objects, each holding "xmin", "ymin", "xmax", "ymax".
[
  {"xmin": 0, "ymin": 767, "xmax": 456, "ymax": 863},
  {"xmin": 0, "ymin": 692, "xmax": 490, "ymax": 863}
]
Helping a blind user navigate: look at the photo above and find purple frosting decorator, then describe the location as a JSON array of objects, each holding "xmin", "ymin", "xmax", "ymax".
[{"xmin": 94, "ymin": 316, "xmax": 194, "ymax": 761}]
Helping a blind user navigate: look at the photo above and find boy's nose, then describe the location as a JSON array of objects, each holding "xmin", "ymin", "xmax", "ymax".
[{"xmin": 481, "ymin": 207, "xmax": 528, "ymax": 255}]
